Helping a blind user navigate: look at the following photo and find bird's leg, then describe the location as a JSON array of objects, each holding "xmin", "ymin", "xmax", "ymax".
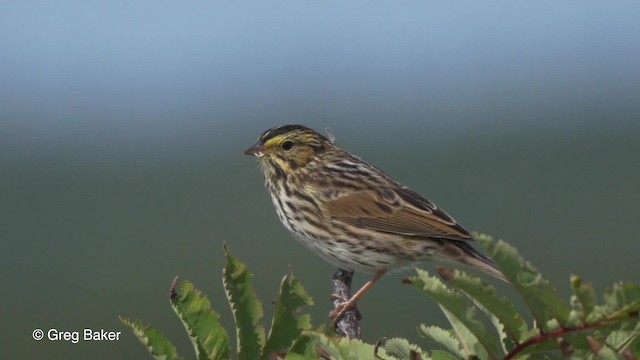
[
  {"xmin": 330, "ymin": 270, "xmax": 386, "ymax": 323},
  {"xmin": 331, "ymin": 293, "xmax": 362, "ymax": 320}
]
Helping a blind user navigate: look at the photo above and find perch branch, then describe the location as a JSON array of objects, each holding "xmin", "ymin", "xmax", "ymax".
[{"xmin": 331, "ymin": 269, "xmax": 361, "ymax": 339}]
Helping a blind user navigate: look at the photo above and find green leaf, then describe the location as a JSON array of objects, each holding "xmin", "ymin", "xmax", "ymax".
[
  {"xmin": 602, "ymin": 282, "xmax": 640, "ymax": 319},
  {"xmin": 285, "ymin": 334, "xmax": 319, "ymax": 360},
  {"xmin": 407, "ymin": 268, "xmax": 501, "ymax": 358},
  {"xmin": 223, "ymin": 246, "xmax": 265, "ymax": 360},
  {"xmin": 606, "ymin": 322, "xmax": 640, "ymax": 355},
  {"xmin": 169, "ymin": 280, "xmax": 230, "ymax": 360},
  {"xmin": 588, "ymin": 282, "xmax": 640, "ymax": 326},
  {"xmin": 120, "ymin": 317, "xmax": 183, "ymax": 360},
  {"xmin": 437, "ymin": 267, "xmax": 528, "ymax": 344},
  {"xmin": 418, "ymin": 325, "xmax": 462, "ymax": 358},
  {"xmin": 287, "ymin": 332, "xmax": 383, "ymax": 360},
  {"xmin": 262, "ymin": 271, "xmax": 314, "ymax": 358},
  {"xmin": 476, "ymin": 234, "xmax": 571, "ymax": 331},
  {"xmin": 571, "ymin": 275, "xmax": 597, "ymax": 321},
  {"xmin": 430, "ymin": 350, "xmax": 460, "ymax": 360},
  {"xmin": 588, "ymin": 336, "xmax": 626, "ymax": 360},
  {"xmin": 509, "ymin": 334, "xmax": 568, "ymax": 358},
  {"xmin": 382, "ymin": 337, "xmax": 428, "ymax": 359},
  {"xmin": 594, "ymin": 348, "xmax": 625, "ymax": 360},
  {"xmin": 441, "ymin": 306, "xmax": 488, "ymax": 359}
]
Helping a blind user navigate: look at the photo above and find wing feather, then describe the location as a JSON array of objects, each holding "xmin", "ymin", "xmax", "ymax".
[{"xmin": 323, "ymin": 187, "xmax": 472, "ymax": 241}]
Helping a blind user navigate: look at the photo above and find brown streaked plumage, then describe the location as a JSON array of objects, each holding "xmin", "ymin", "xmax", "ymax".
[{"xmin": 245, "ymin": 124, "xmax": 505, "ymax": 323}]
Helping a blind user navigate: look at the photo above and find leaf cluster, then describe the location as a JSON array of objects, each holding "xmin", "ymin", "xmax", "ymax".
[
  {"xmin": 121, "ymin": 235, "xmax": 639, "ymax": 359},
  {"xmin": 121, "ymin": 246, "xmax": 313, "ymax": 360},
  {"xmin": 404, "ymin": 234, "xmax": 640, "ymax": 359}
]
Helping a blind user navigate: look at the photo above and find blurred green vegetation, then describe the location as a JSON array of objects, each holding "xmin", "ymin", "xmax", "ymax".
[{"xmin": 2, "ymin": 129, "xmax": 638, "ymax": 358}]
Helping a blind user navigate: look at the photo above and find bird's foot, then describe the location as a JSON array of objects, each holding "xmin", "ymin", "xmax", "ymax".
[
  {"xmin": 330, "ymin": 293, "xmax": 348, "ymax": 302},
  {"xmin": 329, "ymin": 296, "xmax": 362, "ymax": 323}
]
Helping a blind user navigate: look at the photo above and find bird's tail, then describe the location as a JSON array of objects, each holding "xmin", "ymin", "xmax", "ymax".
[{"xmin": 440, "ymin": 241, "xmax": 508, "ymax": 282}]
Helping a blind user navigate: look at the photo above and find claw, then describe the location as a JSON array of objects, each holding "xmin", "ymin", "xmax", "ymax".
[
  {"xmin": 331, "ymin": 293, "xmax": 348, "ymax": 302},
  {"xmin": 330, "ymin": 270, "xmax": 386, "ymax": 324},
  {"xmin": 329, "ymin": 298, "xmax": 362, "ymax": 323}
]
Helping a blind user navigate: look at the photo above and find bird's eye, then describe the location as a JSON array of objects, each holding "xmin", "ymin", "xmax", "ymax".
[{"xmin": 282, "ymin": 141, "xmax": 294, "ymax": 151}]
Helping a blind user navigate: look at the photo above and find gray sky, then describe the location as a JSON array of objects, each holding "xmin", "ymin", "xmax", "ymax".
[{"xmin": 2, "ymin": 1, "xmax": 639, "ymax": 156}]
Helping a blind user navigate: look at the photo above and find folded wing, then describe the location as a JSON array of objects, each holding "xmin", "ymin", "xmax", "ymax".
[{"xmin": 323, "ymin": 187, "xmax": 472, "ymax": 241}]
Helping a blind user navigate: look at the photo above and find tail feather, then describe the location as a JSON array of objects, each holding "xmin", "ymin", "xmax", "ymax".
[
  {"xmin": 440, "ymin": 241, "xmax": 508, "ymax": 282},
  {"xmin": 462, "ymin": 250, "xmax": 508, "ymax": 282}
]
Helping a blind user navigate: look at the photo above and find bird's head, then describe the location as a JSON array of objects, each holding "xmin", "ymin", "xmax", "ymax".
[{"xmin": 244, "ymin": 125, "xmax": 333, "ymax": 179}]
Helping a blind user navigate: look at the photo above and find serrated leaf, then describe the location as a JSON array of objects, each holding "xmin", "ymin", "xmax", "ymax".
[
  {"xmin": 438, "ymin": 267, "xmax": 528, "ymax": 344},
  {"xmin": 262, "ymin": 271, "xmax": 314, "ymax": 358},
  {"xmin": 285, "ymin": 334, "xmax": 318, "ymax": 360},
  {"xmin": 567, "ymin": 309, "xmax": 585, "ymax": 328},
  {"xmin": 287, "ymin": 332, "xmax": 383, "ymax": 360},
  {"xmin": 408, "ymin": 269, "xmax": 501, "ymax": 358},
  {"xmin": 382, "ymin": 337, "xmax": 428, "ymax": 359},
  {"xmin": 120, "ymin": 317, "xmax": 183, "ymax": 360},
  {"xmin": 589, "ymin": 283, "xmax": 640, "ymax": 326},
  {"xmin": 322, "ymin": 335, "xmax": 380, "ymax": 360},
  {"xmin": 607, "ymin": 323, "xmax": 640, "ymax": 354},
  {"xmin": 509, "ymin": 334, "xmax": 567, "ymax": 358},
  {"xmin": 476, "ymin": 234, "xmax": 571, "ymax": 331},
  {"xmin": 588, "ymin": 336, "xmax": 626, "ymax": 360},
  {"xmin": 571, "ymin": 275, "xmax": 597, "ymax": 321},
  {"xmin": 602, "ymin": 283, "xmax": 640, "ymax": 319},
  {"xmin": 223, "ymin": 246, "xmax": 265, "ymax": 360},
  {"xmin": 594, "ymin": 348, "xmax": 625, "ymax": 360},
  {"xmin": 418, "ymin": 325, "xmax": 462, "ymax": 358},
  {"xmin": 625, "ymin": 322, "xmax": 640, "ymax": 357},
  {"xmin": 169, "ymin": 280, "xmax": 230, "ymax": 360},
  {"xmin": 430, "ymin": 350, "xmax": 459, "ymax": 360},
  {"xmin": 441, "ymin": 306, "xmax": 488, "ymax": 359}
]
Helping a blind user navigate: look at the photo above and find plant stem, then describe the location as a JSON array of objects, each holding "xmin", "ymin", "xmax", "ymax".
[
  {"xmin": 505, "ymin": 317, "xmax": 630, "ymax": 359},
  {"xmin": 332, "ymin": 269, "xmax": 361, "ymax": 339}
]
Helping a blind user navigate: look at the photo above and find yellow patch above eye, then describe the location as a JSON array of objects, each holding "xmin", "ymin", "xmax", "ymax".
[{"xmin": 264, "ymin": 136, "xmax": 285, "ymax": 148}]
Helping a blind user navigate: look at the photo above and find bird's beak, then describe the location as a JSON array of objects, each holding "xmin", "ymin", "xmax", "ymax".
[{"xmin": 244, "ymin": 142, "xmax": 267, "ymax": 158}]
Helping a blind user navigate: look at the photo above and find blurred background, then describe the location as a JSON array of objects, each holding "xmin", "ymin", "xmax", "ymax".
[{"xmin": 2, "ymin": 1, "xmax": 639, "ymax": 358}]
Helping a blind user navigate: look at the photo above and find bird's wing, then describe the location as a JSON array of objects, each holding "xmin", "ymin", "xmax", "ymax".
[{"xmin": 323, "ymin": 187, "xmax": 472, "ymax": 241}]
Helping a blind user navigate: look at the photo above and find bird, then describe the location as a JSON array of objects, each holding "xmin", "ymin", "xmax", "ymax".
[{"xmin": 244, "ymin": 124, "xmax": 505, "ymax": 323}]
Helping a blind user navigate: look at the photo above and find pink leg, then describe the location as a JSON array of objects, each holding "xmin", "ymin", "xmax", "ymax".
[{"xmin": 330, "ymin": 270, "xmax": 386, "ymax": 323}]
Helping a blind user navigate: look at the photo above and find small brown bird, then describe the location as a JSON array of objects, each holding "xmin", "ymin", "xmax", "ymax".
[{"xmin": 245, "ymin": 125, "xmax": 505, "ymax": 322}]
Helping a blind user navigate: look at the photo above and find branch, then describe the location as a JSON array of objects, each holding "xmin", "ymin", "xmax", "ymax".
[
  {"xmin": 505, "ymin": 314, "xmax": 638, "ymax": 359},
  {"xmin": 332, "ymin": 269, "xmax": 361, "ymax": 339}
]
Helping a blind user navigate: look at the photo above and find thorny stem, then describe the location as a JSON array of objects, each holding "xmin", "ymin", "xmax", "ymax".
[{"xmin": 504, "ymin": 316, "xmax": 636, "ymax": 359}]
